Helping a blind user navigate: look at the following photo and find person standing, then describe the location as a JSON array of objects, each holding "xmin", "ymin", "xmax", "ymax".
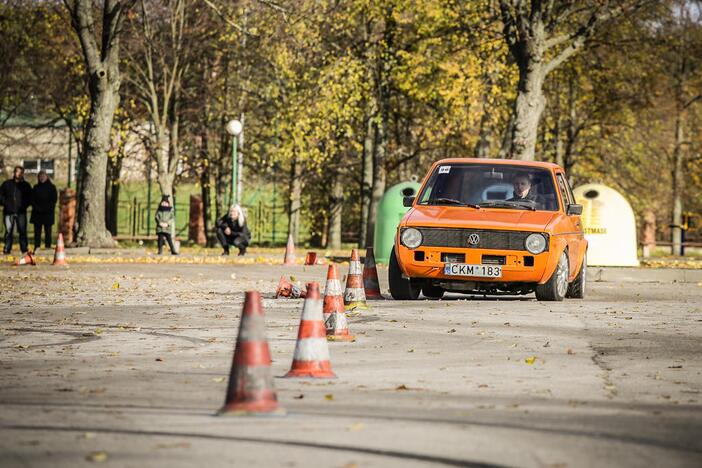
[
  {"xmin": 30, "ymin": 170, "xmax": 58, "ymax": 251},
  {"xmin": 155, "ymin": 195, "xmax": 178, "ymax": 255},
  {"xmin": 216, "ymin": 204, "xmax": 251, "ymax": 256},
  {"xmin": 0, "ymin": 166, "xmax": 32, "ymax": 254}
]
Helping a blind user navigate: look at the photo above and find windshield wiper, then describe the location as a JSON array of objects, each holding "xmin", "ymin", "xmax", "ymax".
[
  {"xmin": 430, "ymin": 198, "xmax": 481, "ymax": 209},
  {"xmin": 478, "ymin": 201, "xmax": 536, "ymax": 211}
]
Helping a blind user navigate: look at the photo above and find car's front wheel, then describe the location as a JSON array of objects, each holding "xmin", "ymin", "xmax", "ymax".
[
  {"xmin": 535, "ymin": 251, "xmax": 569, "ymax": 302},
  {"xmin": 566, "ymin": 253, "xmax": 586, "ymax": 299},
  {"xmin": 388, "ymin": 246, "xmax": 421, "ymax": 300}
]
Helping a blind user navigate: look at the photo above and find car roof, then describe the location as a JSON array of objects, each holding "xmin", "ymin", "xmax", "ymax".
[{"xmin": 432, "ymin": 158, "xmax": 562, "ymax": 171}]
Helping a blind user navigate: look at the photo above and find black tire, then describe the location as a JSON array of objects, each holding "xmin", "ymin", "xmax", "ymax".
[
  {"xmin": 535, "ymin": 251, "xmax": 569, "ymax": 302},
  {"xmin": 566, "ymin": 253, "xmax": 586, "ymax": 299},
  {"xmin": 422, "ymin": 283, "xmax": 444, "ymax": 299},
  {"xmin": 388, "ymin": 246, "xmax": 421, "ymax": 300}
]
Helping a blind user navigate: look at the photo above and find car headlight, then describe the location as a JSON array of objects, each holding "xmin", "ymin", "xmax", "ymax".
[
  {"xmin": 401, "ymin": 228, "xmax": 423, "ymax": 249},
  {"xmin": 525, "ymin": 233, "xmax": 547, "ymax": 254}
]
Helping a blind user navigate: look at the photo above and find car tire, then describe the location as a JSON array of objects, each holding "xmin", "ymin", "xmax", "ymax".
[
  {"xmin": 422, "ymin": 283, "xmax": 444, "ymax": 300},
  {"xmin": 566, "ymin": 253, "xmax": 586, "ymax": 299},
  {"xmin": 535, "ymin": 251, "xmax": 569, "ymax": 302},
  {"xmin": 388, "ymin": 246, "xmax": 421, "ymax": 300}
]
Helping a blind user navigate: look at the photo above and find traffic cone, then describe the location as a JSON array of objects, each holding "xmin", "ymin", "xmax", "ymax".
[
  {"xmin": 343, "ymin": 249, "xmax": 368, "ymax": 310},
  {"xmin": 285, "ymin": 282, "xmax": 336, "ymax": 378},
  {"xmin": 52, "ymin": 233, "xmax": 68, "ymax": 266},
  {"xmin": 219, "ymin": 291, "xmax": 284, "ymax": 416},
  {"xmin": 283, "ymin": 233, "xmax": 296, "ymax": 265},
  {"xmin": 275, "ymin": 276, "xmax": 306, "ymax": 299},
  {"xmin": 363, "ymin": 247, "xmax": 383, "ymax": 299},
  {"xmin": 14, "ymin": 251, "xmax": 35, "ymax": 266},
  {"xmin": 323, "ymin": 264, "xmax": 354, "ymax": 341},
  {"xmin": 304, "ymin": 251, "xmax": 317, "ymax": 265}
]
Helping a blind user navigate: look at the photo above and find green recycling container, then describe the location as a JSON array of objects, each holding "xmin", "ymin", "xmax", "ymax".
[{"xmin": 373, "ymin": 181, "xmax": 421, "ymax": 264}]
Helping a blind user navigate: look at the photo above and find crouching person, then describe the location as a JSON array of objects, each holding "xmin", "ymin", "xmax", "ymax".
[
  {"xmin": 155, "ymin": 195, "xmax": 178, "ymax": 255},
  {"xmin": 216, "ymin": 204, "xmax": 250, "ymax": 256}
]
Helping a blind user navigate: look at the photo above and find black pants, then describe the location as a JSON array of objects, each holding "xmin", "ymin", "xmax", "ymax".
[
  {"xmin": 216, "ymin": 228, "xmax": 248, "ymax": 254},
  {"xmin": 4, "ymin": 214, "xmax": 28, "ymax": 254},
  {"xmin": 33, "ymin": 223, "xmax": 52, "ymax": 249},
  {"xmin": 157, "ymin": 233, "xmax": 176, "ymax": 254}
]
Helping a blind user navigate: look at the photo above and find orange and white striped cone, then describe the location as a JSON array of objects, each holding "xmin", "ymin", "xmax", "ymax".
[
  {"xmin": 285, "ymin": 282, "xmax": 336, "ymax": 378},
  {"xmin": 52, "ymin": 233, "xmax": 67, "ymax": 266},
  {"xmin": 323, "ymin": 264, "xmax": 354, "ymax": 341},
  {"xmin": 283, "ymin": 233, "xmax": 296, "ymax": 265},
  {"xmin": 14, "ymin": 252, "xmax": 35, "ymax": 266},
  {"xmin": 362, "ymin": 247, "xmax": 383, "ymax": 299},
  {"xmin": 275, "ymin": 276, "xmax": 306, "ymax": 299},
  {"xmin": 219, "ymin": 291, "xmax": 284, "ymax": 416},
  {"xmin": 343, "ymin": 249, "xmax": 368, "ymax": 311}
]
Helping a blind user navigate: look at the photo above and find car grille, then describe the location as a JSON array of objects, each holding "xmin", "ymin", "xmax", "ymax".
[{"xmin": 416, "ymin": 228, "xmax": 546, "ymax": 251}]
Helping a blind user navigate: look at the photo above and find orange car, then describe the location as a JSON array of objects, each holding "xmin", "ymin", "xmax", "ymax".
[{"xmin": 389, "ymin": 158, "xmax": 587, "ymax": 301}]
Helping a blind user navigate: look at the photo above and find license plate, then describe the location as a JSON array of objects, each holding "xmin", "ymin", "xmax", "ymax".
[{"xmin": 443, "ymin": 263, "xmax": 502, "ymax": 278}]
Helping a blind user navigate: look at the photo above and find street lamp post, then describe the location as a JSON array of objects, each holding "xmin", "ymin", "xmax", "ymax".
[{"xmin": 225, "ymin": 119, "xmax": 243, "ymax": 207}]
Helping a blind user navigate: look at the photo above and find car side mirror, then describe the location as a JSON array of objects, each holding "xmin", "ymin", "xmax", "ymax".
[
  {"xmin": 403, "ymin": 196, "xmax": 415, "ymax": 207},
  {"xmin": 567, "ymin": 204, "xmax": 583, "ymax": 216}
]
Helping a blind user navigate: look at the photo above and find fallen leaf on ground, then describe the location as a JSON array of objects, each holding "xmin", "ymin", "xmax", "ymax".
[
  {"xmin": 324, "ymin": 394, "xmax": 334, "ymax": 401},
  {"xmin": 567, "ymin": 349, "xmax": 575, "ymax": 355},
  {"xmin": 395, "ymin": 384, "xmax": 409, "ymax": 390},
  {"xmin": 112, "ymin": 282, "xmax": 119, "ymax": 289},
  {"xmin": 348, "ymin": 423, "xmax": 365, "ymax": 432},
  {"xmin": 524, "ymin": 356, "xmax": 537, "ymax": 365},
  {"xmin": 293, "ymin": 394, "xmax": 304, "ymax": 399},
  {"xmin": 211, "ymin": 377, "xmax": 225, "ymax": 383},
  {"xmin": 86, "ymin": 451, "xmax": 108, "ymax": 462}
]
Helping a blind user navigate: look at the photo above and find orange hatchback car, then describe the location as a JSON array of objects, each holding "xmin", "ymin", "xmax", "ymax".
[{"xmin": 389, "ymin": 159, "xmax": 587, "ymax": 301}]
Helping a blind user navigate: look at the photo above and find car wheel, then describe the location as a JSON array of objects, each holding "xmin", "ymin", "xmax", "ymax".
[
  {"xmin": 388, "ymin": 246, "xmax": 421, "ymax": 300},
  {"xmin": 566, "ymin": 253, "xmax": 586, "ymax": 299},
  {"xmin": 535, "ymin": 251, "xmax": 569, "ymax": 302},
  {"xmin": 422, "ymin": 283, "xmax": 444, "ymax": 300}
]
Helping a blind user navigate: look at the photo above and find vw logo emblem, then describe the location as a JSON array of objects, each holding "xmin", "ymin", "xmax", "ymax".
[{"xmin": 467, "ymin": 233, "xmax": 480, "ymax": 246}]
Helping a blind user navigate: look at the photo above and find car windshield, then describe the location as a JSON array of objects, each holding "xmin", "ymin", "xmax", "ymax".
[{"xmin": 417, "ymin": 163, "xmax": 559, "ymax": 212}]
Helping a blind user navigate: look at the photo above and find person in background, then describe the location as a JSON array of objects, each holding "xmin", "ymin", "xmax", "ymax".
[
  {"xmin": 155, "ymin": 195, "xmax": 178, "ymax": 255},
  {"xmin": 0, "ymin": 166, "xmax": 32, "ymax": 254},
  {"xmin": 216, "ymin": 204, "xmax": 251, "ymax": 256},
  {"xmin": 30, "ymin": 170, "xmax": 58, "ymax": 251}
]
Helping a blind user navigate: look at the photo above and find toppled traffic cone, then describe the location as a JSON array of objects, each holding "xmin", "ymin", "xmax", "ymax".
[
  {"xmin": 14, "ymin": 251, "xmax": 35, "ymax": 266},
  {"xmin": 323, "ymin": 264, "xmax": 354, "ymax": 341},
  {"xmin": 283, "ymin": 233, "xmax": 296, "ymax": 265},
  {"xmin": 219, "ymin": 291, "xmax": 284, "ymax": 416},
  {"xmin": 363, "ymin": 247, "xmax": 383, "ymax": 299},
  {"xmin": 285, "ymin": 282, "xmax": 336, "ymax": 378},
  {"xmin": 275, "ymin": 276, "xmax": 306, "ymax": 299},
  {"xmin": 304, "ymin": 251, "xmax": 317, "ymax": 266},
  {"xmin": 343, "ymin": 249, "xmax": 368, "ymax": 310},
  {"xmin": 53, "ymin": 233, "xmax": 67, "ymax": 266}
]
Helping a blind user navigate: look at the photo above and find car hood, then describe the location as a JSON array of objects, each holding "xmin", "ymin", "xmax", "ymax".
[{"xmin": 405, "ymin": 205, "xmax": 558, "ymax": 232}]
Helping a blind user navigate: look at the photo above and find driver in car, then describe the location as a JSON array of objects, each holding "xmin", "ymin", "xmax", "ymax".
[{"xmin": 507, "ymin": 174, "xmax": 542, "ymax": 206}]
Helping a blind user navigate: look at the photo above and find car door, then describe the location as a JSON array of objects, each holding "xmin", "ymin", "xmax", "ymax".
[{"xmin": 555, "ymin": 172, "xmax": 583, "ymax": 277}]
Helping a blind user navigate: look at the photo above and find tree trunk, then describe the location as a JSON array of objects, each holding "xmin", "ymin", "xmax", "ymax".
[
  {"xmin": 74, "ymin": 81, "xmax": 119, "ymax": 247},
  {"xmin": 200, "ymin": 131, "xmax": 213, "ymax": 247},
  {"xmin": 365, "ymin": 115, "xmax": 387, "ymax": 248},
  {"xmin": 510, "ymin": 64, "xmax": 546, "ymax": 161},
  {"xmin": 328, "ymin": 171, "xmax": 344, "ymax": 250},
  {"xmin": 287, "ymin": 154, "xmax": 303, "ymax": 243},
  {"xmin": 360, "ymin": 115, "xmax": 375, "ymax": 245},
  {"xmin": 671, "ymin": 107, "xmax": 685, "ymax": 256},
  {"xmin": 105, "ymin": 155, "xmax": 123, "ymax": 236}
]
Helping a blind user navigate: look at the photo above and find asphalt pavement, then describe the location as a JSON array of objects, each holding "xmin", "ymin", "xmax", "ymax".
[{"xmin": 1, "ymin": 261, "xmax": 701, "ymax": 467}]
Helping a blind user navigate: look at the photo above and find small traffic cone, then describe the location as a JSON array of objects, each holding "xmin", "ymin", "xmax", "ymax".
[
  {"xmin": 363, "ymin": 247, "xmax": 383, "ymax": 299},
  {"xmin": 304, "ymin": 251, "xmax": 317, "ymax": 265},
  {"xmin": 52, "ymin": 233, "xmax": 68, "ymax": 266},
  {"xmin": 285, "ymin": 282, "xmax": 336, "ymax": 378},
  {"xmin": 14, "ymin": 251, "xmax": 35, "ymax": 266},
  {"xmin": 323, "ymin": 264, "xmax": 354, "ymax": 341},
  {"xmin": 343, "ymin": 249, "xmax": 368, "ymax": 310},
  {"xmin": 275, "ymin": 276, "xmax": 306, "ymax": 299},
  {"xmin": 219, "ymin": 291, "xmax": 284, "ymax": 416},
  {"xmin": 283, "ymin": 233, "xmax": 296, "ymax": 265}
]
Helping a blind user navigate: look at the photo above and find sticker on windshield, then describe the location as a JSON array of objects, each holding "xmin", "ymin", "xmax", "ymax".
[{"xmin": 438, "ymin": 166, "xmax": 451, "ymax": 174}]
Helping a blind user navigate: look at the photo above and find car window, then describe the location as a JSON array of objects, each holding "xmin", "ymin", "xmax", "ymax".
[
  {"xmin": 555, "ymin": 173, "xmax": 574, "ymax": 207},
  {"xmin": 417, "ymin": 164, "xmax": 559, "ymax": 211}
]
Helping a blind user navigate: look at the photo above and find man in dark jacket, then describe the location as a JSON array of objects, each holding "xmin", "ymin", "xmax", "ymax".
[
  {"xmin": 30, "ymin": 170, "xmax": 58, "ymax": 250},
  {"xmin": 216, "ymin": 204, "xmax": 251, "ymax": 256},
  {"xmin": 0, "ymin": 166, "xmax": 33, "ymax": 254}
]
